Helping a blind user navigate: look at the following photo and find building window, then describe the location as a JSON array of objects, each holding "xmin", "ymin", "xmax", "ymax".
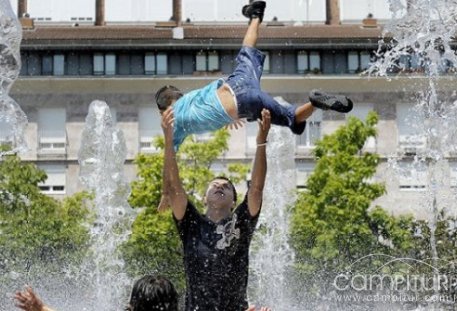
[
  {"xmin": 196, "ymin": 51, "xmax": 206, "ymax": 71},
  {"xmin": 105, "ymin": 53, "xmax": 116, "ymax": 75},
  {"xmin": 145, "ymin": 53, "xmax": 156, "ymax": 75},
  {"xmin": 263, "ymin": 51, "xmax": 270, "ymax": 74},
  {"xmin": 450, "ymin": 162, "xmax": 457, "ymax": 189},
  {"xmin": 156, "ymin": 53, "xmax": 168, "ymax": 75},
  {"xmin": 309, "ymin": 51, "xmax": 321, "ymax": 73},
  {"xmin": 360, "ymin": 52, "xmax": 371, "ymax": 71},
  {"xmin": 38, "ymin": 164, "xmax": 66, "ymax": 195},
  {"xmin": 144, "ymin": 53, "xmax": 168, "ymax": 75},
  {"xmin": 208, "ymin": 51, "xmax": 219, "ymax": 71},
  {"xmin": 194, "ymin": 132, "xmax": 214, "ymax": 142},
  {"xmin": 195, "ymin": 51, "xmax": 219, "ymax": 72},
  {"xmin": 245, "ymin": 121, "xmax": 258, "ymax": 153},
  {"xmin": 53, "ymin": 54, "xmax": 65, "ymax": 76},
  {"xmin": 93, "ymin": 53, "xmax": 104, "ymax": 75},
  {"xmin": 348, "ymin": 51, "xmax": 359, "ymax": 73},
  {"xmin": 297, "ymin": 51, "xmax": 309, "ymax": 74},
  {"xmin": 37, "ymin": 108, "xmax": 67, "ymax": 157},
  {"xmin": 138, "ymin": 106, "xmax": 162, "ymax": 153},
  {"xmin": 296, "ymin": 161, "xmax": 315, "ymax": 190},
  {"xmin": 397, "ymin": 103, "xmax": 426, "ymax": 155},
  {"xmin": 398, "ymin": 161, "xmax": 427, "ymax": 191},
  {"xmin": 296, "ymin": 109, "xmax": 322, "ymax": 149},
  {"xmin": 42, "ymin": 55, "xmax": 53, "ymax": 75},
  {"xmin": 348, "ymin": 51, "xmax": 372, "ymax": 73}
]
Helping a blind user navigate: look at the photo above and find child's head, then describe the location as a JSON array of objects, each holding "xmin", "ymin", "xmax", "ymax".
[{"xmin": 155, "ymin": 85, "xmax": 183, "ymax": 112}]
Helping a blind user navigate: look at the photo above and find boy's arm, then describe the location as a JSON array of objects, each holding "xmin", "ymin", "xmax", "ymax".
[
  {"xmin": 248, "ymin": 109, "xmax": 271, "ymax": 217},
  {"xmin": 161, "ymin": 107, "xmax": 188, "ymax": 220}
]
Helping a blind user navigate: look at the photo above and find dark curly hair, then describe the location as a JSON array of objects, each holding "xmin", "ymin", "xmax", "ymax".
[
  {"xmin": 155, "ymin": 85, "xmax": 183, "ymax": 111},
  {"xmin": 127, "ymin": 275, "xmax": 178, "ymax": 311}
]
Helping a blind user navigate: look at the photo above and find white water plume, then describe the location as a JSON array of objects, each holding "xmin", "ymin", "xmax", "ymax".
[{"xmin": 0, "ymin": 0, "xmax": 28, "ymax": 156}]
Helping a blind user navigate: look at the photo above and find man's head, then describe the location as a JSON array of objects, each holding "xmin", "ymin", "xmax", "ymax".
[
  {"xmin": 127, "ymin": 275, "xmax": 178, "ymax": 311},
  {"xmin": 204, "ymin": 176, "xmax": 238, "ymax": 211},
  {"xmin": 155, "ymin": 85, "xmax": 183, "ymax": 112}
]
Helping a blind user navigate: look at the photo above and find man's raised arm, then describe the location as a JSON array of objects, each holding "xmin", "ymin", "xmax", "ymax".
[
  {"xmin": 248, "ymin": 109, "xmax": 271, "ymax": 217},
  {"xmin": 158, "ymin": 107, "xmax": 187, "ymax": 220}
]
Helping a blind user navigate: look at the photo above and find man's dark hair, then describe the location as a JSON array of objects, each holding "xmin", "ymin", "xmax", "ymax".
[
  {"xmin": 155, "ymin": 85, "xmax": 183, "ymax": 111},
  {"xmin": 127, "ymin": 275, "xmax": 178, "ymax": 311},
  {"xmin": 212, "ymin": 176, "xmax": 237, "ymax": 203}
]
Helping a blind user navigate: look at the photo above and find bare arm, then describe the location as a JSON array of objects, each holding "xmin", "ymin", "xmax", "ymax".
[
  {"xmin": 248, "ymin": 109, "xmax": 271, "ymax": 217},
  {"xmin": 160, "ymin": 107, "xmax": 188, "ymax": 220}
]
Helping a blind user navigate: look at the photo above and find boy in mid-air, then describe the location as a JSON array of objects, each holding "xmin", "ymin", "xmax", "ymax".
[
  {"xmin": 156, "ymin": 1, "xmax": 353, "ymax": 213},
  {"xmin": 155, "ymin": 0, "xmax": 353, "ymax": 151}
]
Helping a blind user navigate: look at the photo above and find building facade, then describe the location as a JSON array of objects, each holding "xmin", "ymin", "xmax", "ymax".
[{"xmin": 5, "ymin": 0, "xmax": 457, "ymax": 219}]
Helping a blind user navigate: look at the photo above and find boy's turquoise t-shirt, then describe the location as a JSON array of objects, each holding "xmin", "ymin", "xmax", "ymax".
[{"xmin": 173, "ymin": 79, "xmax": 233, "ymax": 150}]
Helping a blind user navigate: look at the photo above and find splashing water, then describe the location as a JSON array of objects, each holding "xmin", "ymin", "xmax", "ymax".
[
  {"xmin": 249, "ymin": 98, "xmax": 298, "ymax": 310},
  {"xmin": 78, "ymin": 100, "xmax": 133, "ymax": 310},
  {"xmin": 371, "ymin": 1, "xmax": 457, "ymax": 308},
  {"xmin": 0, "ymin": 0, "xmax": 28, "ymax": 156}
]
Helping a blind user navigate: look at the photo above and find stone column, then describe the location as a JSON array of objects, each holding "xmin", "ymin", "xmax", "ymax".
[
  {"xmin": 95, "ymin": 0, "xmax": 105, "ymax": 26},
  {"xmin": 18, "ymin": 0, "xmax": 27, "ymax": 18},
  {"xmin": 326, "ymin": 0, "xmax": 341, "ymax": 25},
  {"xmin": 172, "ymin": 0, "xmax": 182, "ymax": 26}
]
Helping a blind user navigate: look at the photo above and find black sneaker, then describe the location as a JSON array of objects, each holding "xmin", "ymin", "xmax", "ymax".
[
  {"xmin": 242, "ymin": 1, "xmax": 266, "ymax": 23},
  {"xmin": 309, "ymin": 90, "xmax": 353, "ymax": 113}
]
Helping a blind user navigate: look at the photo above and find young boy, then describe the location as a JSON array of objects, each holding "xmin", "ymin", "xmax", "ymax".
[
  {"xmin": 155, "ymin": 0, "xmax": 353, "ymax": 151},
  {"xmin": 156, "ymin": 1, "xmax": 352, "ymax": 150}
]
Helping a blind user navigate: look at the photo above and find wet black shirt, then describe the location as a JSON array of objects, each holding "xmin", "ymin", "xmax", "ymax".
[{"xmin": 174, "ymin": 194, "xmax": 260, "ymax": 311}]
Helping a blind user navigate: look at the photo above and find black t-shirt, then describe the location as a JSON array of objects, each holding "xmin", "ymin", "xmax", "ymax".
[{"xmin": 174, "ymin": 194, "xmax": 260, "ymax": 311}]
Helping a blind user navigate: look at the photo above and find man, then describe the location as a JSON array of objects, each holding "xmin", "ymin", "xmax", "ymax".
[
  {"xmin": 155, "ymin": 0, "xmax": 353, "ymax": 151},
  {"xmin": 14, "ymin": 275, "xmax": 179, "ymax": 311},
  {"xmin": 160, "ymin": 105, "xmax": 271, "ymax": 311}
]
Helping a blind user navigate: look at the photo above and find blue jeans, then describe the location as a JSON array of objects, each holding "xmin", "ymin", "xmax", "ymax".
[{"xmin": 225, "ymin": 46, "xmax": 306, "ymax": 135}]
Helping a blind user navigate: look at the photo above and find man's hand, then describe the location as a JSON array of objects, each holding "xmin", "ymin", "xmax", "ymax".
[
  {"xmin": 161, "ymin": 107, "xmax": 174, "ymax": 140},
  {"xmin": 225, "ymin": 118, "xmax": 246, "ymax": 131},
  {"xmin": 257, "ymin": 109, "xmax": 271, "ymax": 144},
  {"xmin": 157, "ymin": 194, "xmax": 171, "ymax": 212},
  {"xmin": 14, "ymin": 287, "xmax": 53, "ymax": 311}
]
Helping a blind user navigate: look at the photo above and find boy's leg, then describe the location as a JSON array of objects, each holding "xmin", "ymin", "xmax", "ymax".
[
  {"xmin": 241, "ymin": 1, "xmax": 266, "ymax": 47},
  {"xmin": 295, "ymin": 103, "xmax": 315, "ymax": 123},
  {"xmin": 242, "ymin": 18, "xmax": 260, "ymax": 48}
]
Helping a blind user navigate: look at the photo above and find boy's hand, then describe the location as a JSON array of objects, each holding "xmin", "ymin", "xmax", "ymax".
[
  {"xmin": 256, "ymin": 109, "xmax": 271, "ymax": 144},
  {"xmin": 225, "ymin": 119, "xmax": 246, "ymax": 131},
  {"xmin": 161, "ymin": 107, "xmax": 174, "ymax": 140}
]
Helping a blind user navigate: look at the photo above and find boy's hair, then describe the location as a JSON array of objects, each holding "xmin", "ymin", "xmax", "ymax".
[
  {"xmin": 155, "ymin": 85, "xmax": 183, "ymax": 111},
  {"xmin": 128, "ymin": 275, "xmax": 178, "ymax": 311},
  {"xmin": 211, "ymin": 176, "xmax": 237, "ymax": 203}
]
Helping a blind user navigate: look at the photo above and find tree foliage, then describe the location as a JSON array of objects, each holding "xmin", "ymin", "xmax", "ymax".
[
  {"xmin": 0, "ymin": 155, "xmax": 92, "ymax": 273},
  {"xmin": 122, "ymin": 130, "xmax": 249, "ymax": 289},
  {"xmin": 290, "ymin": 112, "xmax": 415, "ymax": 285}
]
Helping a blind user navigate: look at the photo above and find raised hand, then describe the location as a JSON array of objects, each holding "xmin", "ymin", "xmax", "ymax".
[
  {"xmin": 225, "ymin": 118, "xmax": 246, "ymax": 130},
  {"xmin": 14, "ymin": 287, "xmax": 53, "ymax": 311},
  {"xmin": 161, "ymin": 107, "xmax": 175, "ymax": 140},
  {"xmin": 257, "ymin": 109, "xmax": 271, "ymax": 144}
]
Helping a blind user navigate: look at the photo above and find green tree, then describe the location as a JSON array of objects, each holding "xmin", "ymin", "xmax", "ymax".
[
  {"xmin": 0, "ymin": 155, "xmax": 92, "ymax": 273},
  {"xmin": 290, "ymin": 112, "xmax": 414, "ymax": 291},
  {"xmin": 122, "ymin": 130, "xmax": 249, "ymax": 290}
]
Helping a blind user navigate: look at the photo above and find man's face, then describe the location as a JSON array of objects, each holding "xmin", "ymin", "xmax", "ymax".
[{"xmin": 205, "ymin": 179, "xmax": 235, "ymax": 209}]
